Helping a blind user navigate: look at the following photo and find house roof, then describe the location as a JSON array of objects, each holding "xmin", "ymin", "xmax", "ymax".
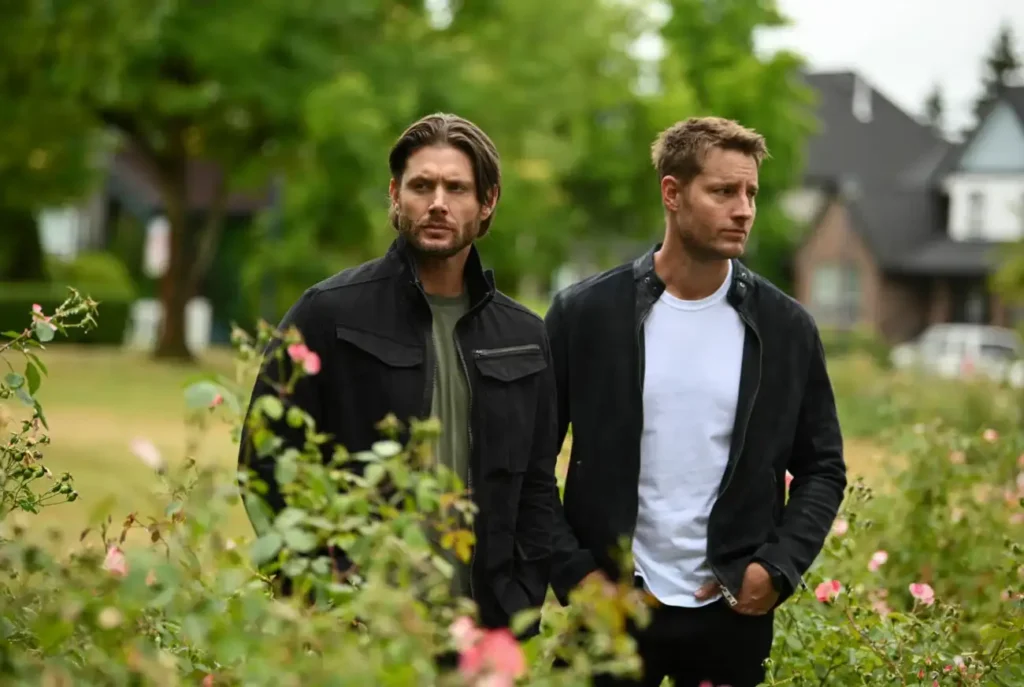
[
  {"xmin": 931, "ymin": 85, "xmax": 1024, "ymax": 179},
  {"xmin": 887, "ymin": 239, "xmax": 1008, "ymax": 277},
  {"xmin": 842, "ymin": 185, "xmax": 942, "ymax": 269},
  {"xmin": 800, "ymin": 71, "xmax": 951, "ymax": 187},
  {"xmin": 107, "ymin": 144, "xmax": 273, "ymax": 221}
]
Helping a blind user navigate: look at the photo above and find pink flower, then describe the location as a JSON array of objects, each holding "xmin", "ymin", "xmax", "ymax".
[
  {"xmin": 458, "ymin": 628, "xmax": 526, "ymax": 683},
  {"xmin": 211, "ymin": 393, "xmax": 223, "ymax": 407},
  {"xmin": 202, "ymin": 675, "xmax": 214, "ymax": 687},
  {"xmin": 103, "ymin": 546, "xmax": 128, "ymax": 577},
  {"xmin": 784, "ymin": 471, "xmax": 793, "ymax": 489},
  {"xmin": 815, "ymin": 579, "xmax": 842, "ymax": 603},
  {"xmin": 831, "ymin": 518, "xmax": 849, "ymax": 536},
  {"xmin": 909, "ymin": 582, "xmax": 935, "ymax": 606},
  {"xmin": 129, "ymin": 437, "xmax": 164, "ymax": 472},
  {"xmin": 871, "ymin": 599, "xmax": 892, "ymax": 616},
  {"xmin": 948, "ymin": 450, "xmax": 966, "ymax": 465},
  {"xmin": 287, "ymin": 343, "xmax": 321, "ymax": 375},
  {"xmin": 449, "ymin": 616, "xmax": 483, "ymax": 652},
  {"xmin": 868, "ymin": 550, "xmax": 888, "ymax": 572},
  {"xmin": 32, "ymin": 304, "xmax": 43, "ymax": 315},
  {"xmin": 982, "ymin": 428, "xmax": 998, "ymax": 443}
]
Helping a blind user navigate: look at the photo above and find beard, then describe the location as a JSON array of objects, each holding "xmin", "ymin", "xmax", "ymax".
[{"xmin": 392, "ymin": 207, "xmax": 481, "ymax": 260}]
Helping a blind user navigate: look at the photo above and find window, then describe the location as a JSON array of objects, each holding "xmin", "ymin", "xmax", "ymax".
[
  {"xmin": 809, "ymin": 263, "xmax": 861, "ymax": 328},
  {"xmin": 967, "ymin": 191, "xmax": 984, "ymax": 238}
]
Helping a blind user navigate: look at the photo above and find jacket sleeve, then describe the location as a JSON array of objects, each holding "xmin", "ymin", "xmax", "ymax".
[
  {"xmin": 544, "ymin": 292, "xmax": 599, "ymax": 605},
  {"xmin": 237, "ymin": 288, "xmax": 355, "ymax": 577},
  {"xmin": 755, "ymin": 324, "xmax": 847, "ymax": 603}
]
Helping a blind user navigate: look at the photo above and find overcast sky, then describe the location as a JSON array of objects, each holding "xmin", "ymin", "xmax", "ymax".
[{"xmin": 754, "ymin": 0, "xmax": 1024, "ymax": 136}]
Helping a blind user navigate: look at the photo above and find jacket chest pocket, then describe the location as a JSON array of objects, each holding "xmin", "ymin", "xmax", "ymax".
[
  {"xmin": 472, "ymin": 344, "xmax": 547, "ymax": 475},
  {"xmin": 335, "ymin": 325, "xmax": 425, "ymax": 424}
]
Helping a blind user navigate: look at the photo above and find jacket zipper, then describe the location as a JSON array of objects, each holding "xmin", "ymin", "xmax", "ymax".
[
  {"xmin": 473, "ymin": 343, "xmax": 540, "ymax": 358},
  {"xmin": 710, "ymin": 309, "xmax": 762, "ymax": 606}
]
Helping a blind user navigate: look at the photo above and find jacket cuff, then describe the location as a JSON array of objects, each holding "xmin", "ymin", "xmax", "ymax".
[
  {"xmin": 551, "ymin": 550, "xmax": 599, "ymax": 606},
  {"xmin": 754, "ymin": 543, "xmax": 801, "ymax": 606}
]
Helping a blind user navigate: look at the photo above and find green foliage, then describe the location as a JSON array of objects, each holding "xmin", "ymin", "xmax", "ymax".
[
  {"xmin": 0, "ymin": 285, "xmax": 126, "ymax": 346},
  {"xmin": 46, "ymin": 251, "xmax": 136, "ymax": 298}
]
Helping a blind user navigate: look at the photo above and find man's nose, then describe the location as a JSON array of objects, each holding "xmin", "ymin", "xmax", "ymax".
[{"xmin": 429, "ymin": 187, "xmax": 450, "ymax": 213}]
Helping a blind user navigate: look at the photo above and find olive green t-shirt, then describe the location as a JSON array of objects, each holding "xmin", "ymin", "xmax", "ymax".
[{"xmin": 426, "ymin": 292, "xmax": 472, "ymax": 598}]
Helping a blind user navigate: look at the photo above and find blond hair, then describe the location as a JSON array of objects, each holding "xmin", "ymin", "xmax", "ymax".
[{"xmin": 651, "ymin": 116, "xmax": 768, "ymax": 182}]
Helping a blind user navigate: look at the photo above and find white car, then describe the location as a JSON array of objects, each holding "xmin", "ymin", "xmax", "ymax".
[{"xmin": 890, "ymin": 323, "xmax": 1024, "ymax": 388}]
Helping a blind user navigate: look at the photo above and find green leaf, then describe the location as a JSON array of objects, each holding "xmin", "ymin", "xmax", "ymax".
[
  {"xmin": 4, "ymin": 372, "xmax": 24, "ymax": 389},
  {"xmin": 365, "ymin": 463, "xmax": 387, "ymax": 487},
  {"xmin": 286, "ymin": 406, "xmax": 306, "ymax": 428},
  {"xmin": 2, "ymin": 331, "xmax": 21, "ymax": 340},
  {"xmin": 28, "ymin": 353, "xmax": 48, "ymax": 376},
  {"xmin": 282, "ymin": 557, "xmax": 310, "ymax": 577},
  {"xmin": 274, "ymin": 507, "xmax": 306, "ymax": 530},
  {"xmin": 255, "ymin": 395, "xmax": 284, "ymax": 421},
  {"xmin": 510, "ymin": 607, "xmax": 542, "ymax": 636},
  {"xmin": 25, "ymin": 361, "xmax": 41, "ymax": 395},
  {"xmin": 283, "ymin": 528, "xmax": 318, "ymax": 553},
  {"xmin": 249, "ymin": 532, "xmax": 284, "ymax": 566},
  {"xmin": 183, "ymin": 380, "xmax": 222, "ymax": 410},
  {"xmin": 34, "ymin": 321, "xmax": 55, "ymax": 342}
]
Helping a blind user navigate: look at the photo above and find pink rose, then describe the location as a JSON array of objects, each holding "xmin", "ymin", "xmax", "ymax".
[
  {"xmin": 909, "ymin": 582, "xmax": 935, "ymax": 606},
  {"xmin": 103, "ymin": 546, "xmax": 128, "ymax": 577},
  {"xmin": 868, "ymin": 550, "xmax": 888, "ymax": 572},
  {"xmin": 815, "ymin": 579, "xmax": 841, "ymax": 603}
]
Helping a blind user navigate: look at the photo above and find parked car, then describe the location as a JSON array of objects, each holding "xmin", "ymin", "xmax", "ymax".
[{"xmin": 890, "ymin": 323, "xmax": 1024, "ymax": 388}]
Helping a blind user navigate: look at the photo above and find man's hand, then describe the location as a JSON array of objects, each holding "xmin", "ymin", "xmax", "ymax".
[{"xmin": 693, "ymin": 563, "xmax": 779, "ymax": 615}]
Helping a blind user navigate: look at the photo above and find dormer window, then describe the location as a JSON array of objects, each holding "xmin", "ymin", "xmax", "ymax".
[{"xmin": 967, "ymin": 191, "xmax": 985, "ymax": 238}]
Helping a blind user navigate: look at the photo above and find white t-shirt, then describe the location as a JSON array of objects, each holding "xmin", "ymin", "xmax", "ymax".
[{"xmin": 632, "ymin": 262, "xmax": 745, "ymax": 607}]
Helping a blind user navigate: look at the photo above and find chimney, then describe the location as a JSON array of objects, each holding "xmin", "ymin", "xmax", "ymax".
[{"xmin": 852, "ymin": 74, "xmax": 872, "ymax": 123}]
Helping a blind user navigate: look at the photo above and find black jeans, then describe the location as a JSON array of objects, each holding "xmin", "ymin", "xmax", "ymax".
[{"xmin": 593, "ymin": 579, "xmax": 775, "ymax": 687}]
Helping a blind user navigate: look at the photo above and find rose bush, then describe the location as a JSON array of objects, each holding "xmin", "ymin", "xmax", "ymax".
[{"xmin": 1, "ymin": 296, "xmax": 1021, "ymax": 685}]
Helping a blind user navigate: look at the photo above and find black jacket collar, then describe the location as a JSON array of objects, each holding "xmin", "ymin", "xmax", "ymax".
[
  {"xmin": 387, "ymin": 235, "xmax": 496, "ymax": 309},
  {"xmin": 632, "ymin": 242, "xmax": 756, "ymax": 311}
]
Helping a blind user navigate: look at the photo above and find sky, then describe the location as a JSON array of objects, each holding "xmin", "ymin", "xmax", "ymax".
[{"xmin": 754, "ymin": 0, "xmax": 1024, "ymax": 136}]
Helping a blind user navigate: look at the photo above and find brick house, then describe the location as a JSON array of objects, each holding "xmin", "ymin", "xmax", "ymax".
[{"xmin": 789, "ymin": 72, "xmax": 1024, "ymax": 343}]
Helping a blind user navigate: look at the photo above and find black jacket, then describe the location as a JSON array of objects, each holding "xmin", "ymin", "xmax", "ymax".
[
  {"xmin": 545, "ymin": 245, "xmax": 847, "ymax": 609},
  {"xmin": 238, "ymin": 237, "xmax": 557, "ymax": 630}
]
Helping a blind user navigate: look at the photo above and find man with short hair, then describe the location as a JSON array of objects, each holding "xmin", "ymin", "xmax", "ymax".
[
  {"xmin": 546, "ymin": 116, "xmax": 847, "ymax": 686},
  {"xmin": 238, "ymin": 113, "xmax": 556, "ymax": 635}
]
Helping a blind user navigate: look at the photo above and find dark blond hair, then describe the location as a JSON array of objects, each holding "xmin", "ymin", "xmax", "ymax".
[
  {"xmin": 651, "ymin": 116, "xmax": 768, "ymax": 183},
  {"xmin": 388, "ymin": 113, "xmax": 501, "ymax": 235}
]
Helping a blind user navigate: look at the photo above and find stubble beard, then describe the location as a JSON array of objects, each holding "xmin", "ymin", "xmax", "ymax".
[
  {"xmin": 394, "ymin": 209, "xmax": 479, "ymax": 260},
  {"xmin": 675, "ymin": 206, "xmax": 745, "ymax": 262}
]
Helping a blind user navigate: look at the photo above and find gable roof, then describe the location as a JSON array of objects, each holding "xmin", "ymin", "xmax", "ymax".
[
  {"xmin": 842, "ymin": 185, "xmax": 942, "ymax": 268},
  {"xmin": 800, "ymin": 71, "xmax": 951, "ymax": 187},
  {"xmin": 931, "ymin": 85, "xmax": 1024, "ymax": 178}
]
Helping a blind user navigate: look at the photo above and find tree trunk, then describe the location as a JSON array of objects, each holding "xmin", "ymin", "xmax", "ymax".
[
  {"xmin": 1, "ymin": 206, "xmax": 47, "ymax": 282},
  {"xmin": 153, "ymin": 159, "xmax": 194, "ymax": 363}
]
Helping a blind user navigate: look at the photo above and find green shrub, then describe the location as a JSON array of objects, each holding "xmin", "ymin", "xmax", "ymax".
[
  {"xmin": 1, "ymin": 292, "xmax": 1021, "ymax": 686},
  {"xmin": 46, "ymin": 250, "xmax": 136, "ymax": 298},
  {"xmin": 820, "ymin": 326, "xmax": 892, "ymax": 369}
]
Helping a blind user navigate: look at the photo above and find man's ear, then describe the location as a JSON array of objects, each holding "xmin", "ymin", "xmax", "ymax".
[
  {"xmin": 480, "ymin": 186, "xmax": 499, "ymax": 219},
  {"xmin": 388, "ymin": 177, "xmax": 399, "ymax": 205},
  {"xmin": 660, "ymin": 175, "xmax": 683, "ymax": 213}
]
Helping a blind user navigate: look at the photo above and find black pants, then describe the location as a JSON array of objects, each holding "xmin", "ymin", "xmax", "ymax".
[{"xmin": 593, "ymin": 581, "xmax": 774, "ymax": 687}]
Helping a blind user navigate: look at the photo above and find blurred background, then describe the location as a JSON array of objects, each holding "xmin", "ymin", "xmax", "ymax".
[{"xmin": 2, "ymin": 0, "xmax": 1023, "ymax": 543}]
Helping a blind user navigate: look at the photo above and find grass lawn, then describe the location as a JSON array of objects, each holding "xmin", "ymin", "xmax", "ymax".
[{"xmin": 4, "ymin": 345, "xmax": 886, "ymax": 549}]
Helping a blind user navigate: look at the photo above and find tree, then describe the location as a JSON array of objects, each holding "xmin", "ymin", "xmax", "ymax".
[
  {"xmin": 0, "ymin": 1, "xmax": 130, "ymax": 282},
  {"xmin": 923, "ymin": 83, "xmax": 945, "ymax": 137},
  {"xmin": 971, "ymin": 22, "xmax": 1021, "ymax": 125},
  {"xmin": 22, "ymin": 2, "xmax": 411, "ymax": 360},
  {"xmin": 656, "ymin": 0, "xmax": 819, "ymax": 290}
]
